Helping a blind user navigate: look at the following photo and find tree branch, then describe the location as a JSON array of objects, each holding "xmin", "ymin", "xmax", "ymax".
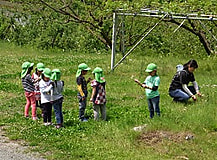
[{"xmin": 165, "ymin": 19, "xmax": 198, "ymax": 35}]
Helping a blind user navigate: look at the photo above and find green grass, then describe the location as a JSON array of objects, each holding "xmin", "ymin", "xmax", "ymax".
[{"xmin": 0, "ymin": 41, "xmax": 217, "ymax": 160}]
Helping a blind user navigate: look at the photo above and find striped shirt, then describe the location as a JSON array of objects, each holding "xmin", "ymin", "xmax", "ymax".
[{"xmin": 21, "ymin": 74, "xmax": 35, "ymax": 92}]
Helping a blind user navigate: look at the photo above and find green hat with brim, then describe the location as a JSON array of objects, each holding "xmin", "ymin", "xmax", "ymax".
[
  {"xmin": 43, "ymin": 68, "xmax": 52, "ymax": 78},
  {"xmin": 76, "ymin": 63, "xmax": 91, "ymax": 77},
  {"xmin": 92, "ymin": 67, "xmax": 105, "ymax": 83},
  {"xmin": 36, "ymin": 63, "xmax": 45, "ymax": 71},
  {"xmin": 21, "ymin": 62, "xmax": 34, "ymax": 78},
  {"xmin": 51, "ymin": 69, "xmax": 61, "ymax": 81},
  {"xmin": 145, "ymin": 63, "xmax": 157, "ymax": 72}
]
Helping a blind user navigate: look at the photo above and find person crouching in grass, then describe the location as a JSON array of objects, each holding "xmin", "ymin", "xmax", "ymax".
[
  {"xmin": 134, "ymin": 63, "xmax": 161, "ymax": 118},
  {"xmin": 21, "ymin": 62, "xmax": 37, "ymax": 120},
  {"xmin": 169, "ymin": 59, "xmax": 201, "ymax": 103},
  {"xmin": 90, "ymin": 67, "xmax": 106, "ymax": 121},
  {"xmin": 51, "ymin": 69, "xmax": 64, "ymax": 129}
]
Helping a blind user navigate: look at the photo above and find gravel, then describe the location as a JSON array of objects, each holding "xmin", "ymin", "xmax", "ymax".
[{"xmin": 0, "ymin": 128, "xmax": 45, "ymax": 160}]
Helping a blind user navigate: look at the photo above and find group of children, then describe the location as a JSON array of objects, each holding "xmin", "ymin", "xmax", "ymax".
[
  {"xmin": 21, "ymin": 62, "xmax": 64, "ymax": 128},
  {"xmin": 21, "ymin": 62, "xmax": 107, "ymax": 127},
  {"xmin": 76, "ymin": 63, "xmax": 107, "ymax": 122},
  {"xmin": 21, "ymin": 59, "xmax": 201, "ymax": 124}
]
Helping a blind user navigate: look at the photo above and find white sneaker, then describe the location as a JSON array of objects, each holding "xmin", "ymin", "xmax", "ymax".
[
  {"xmin": 47, "ymin": 122, "xmax": 52, "ymax": 126},
  {"xmin": 82, "ymin": 118, "xmax": 88, "ymax": 122},
  {"xmin": 32, "ymin": 117, "xmax": 38, "ymax": 120},
  {"xmin": 44, "ymin": 123, "xmax": 48, "ymax": 126}
]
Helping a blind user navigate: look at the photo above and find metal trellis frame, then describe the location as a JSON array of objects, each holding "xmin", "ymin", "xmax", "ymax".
[{"xmin": 111, "ymin": 9, "xmax": 217, "ymax": 70}]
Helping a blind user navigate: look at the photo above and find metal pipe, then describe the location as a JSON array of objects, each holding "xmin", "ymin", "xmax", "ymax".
[
  {"xmin": 111, "ymin": 12, "xmax": 117, "ymax": 70},
  {"xmin": 112, "ymin": 13, "xmax": 168, "ymax": 70}
]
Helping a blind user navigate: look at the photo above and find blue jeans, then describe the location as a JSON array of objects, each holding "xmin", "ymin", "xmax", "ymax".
[
  {"xmin": 53, "ymin": 98, "xmax": 63, "ymax": 124},
  {"xmin": 77, "ymin": 93, "xmax": 87, "ymax": 121},
  {"xmin": 169, "ymin": 86, "xmax": 196, "ymax": 102},
  {"xmin": 147, "ymin": 96, "xmax": 160, "ymax": 118}
]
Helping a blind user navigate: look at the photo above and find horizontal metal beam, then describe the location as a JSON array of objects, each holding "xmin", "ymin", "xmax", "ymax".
[{"xmin": 116, "ymin": 9, "xmax": 217, "ymax": 21}]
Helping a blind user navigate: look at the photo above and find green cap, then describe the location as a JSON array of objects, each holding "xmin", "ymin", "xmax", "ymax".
[
  {"xmin": 51, "ymin": 69, "xmax": 61, "ymax": 81},
  {"xmin": 92, "ymin": 67, "xmax": 105, "ymax": 83},
  {"xmin": 36, "ymin": 63, "xmax": 45, "ymax": 71},
  {"xmin": 21, "ymin": 62, "xmax": 34, "ymax": 78},
  {"xmin": 76, "ymin": 63, "xmax": 91, "ymax": 77},
  {"xmin": 43, "ymin": 68, "xmax": 52, "ymax": 78},
  {"xmin": 145, "ymin": 63, "xmax": 157, "ymax": 72}
]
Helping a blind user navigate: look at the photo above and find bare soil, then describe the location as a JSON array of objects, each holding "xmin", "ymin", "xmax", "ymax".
[
  {"xmin": 0, "ymin": 126, "xmax": 45, "ymax": 160},
  {"xmin": 138, "ymin": 130, "xmax": 194, "ymax": 145}
]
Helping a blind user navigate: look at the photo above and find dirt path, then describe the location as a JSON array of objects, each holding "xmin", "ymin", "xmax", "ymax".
[{"xmin": 0, "ymin": 127, "xmax": 45, "ymax": 160}]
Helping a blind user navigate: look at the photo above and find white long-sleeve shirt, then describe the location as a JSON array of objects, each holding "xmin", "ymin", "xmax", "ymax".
[{"xmin": 39, "ymin": 79, "xmax": 53, "ymax": 104}]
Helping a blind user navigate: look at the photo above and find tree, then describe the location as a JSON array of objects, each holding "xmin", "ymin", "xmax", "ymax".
[{"xmin": 3, "ymin": 0, "xmax": 217, "ymax": 54}]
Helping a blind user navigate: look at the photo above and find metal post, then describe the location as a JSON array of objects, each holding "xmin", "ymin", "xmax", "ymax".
[
  {"xmin": 121, "ymin": 15, "xmax": 125, "ymax": 56},
  {"xmin": 111, "ymin": 12, "xmax": 117, "ymax": 70},
  {"xmin": 112, "ymin": 13, "xmax": 168, "ymax": 70}
]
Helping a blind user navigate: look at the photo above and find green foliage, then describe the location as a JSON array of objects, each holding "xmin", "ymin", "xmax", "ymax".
[
  {"xmin": 0, "ymin": 0, "xmax": 216, "ymax": 54},
  {"xmin": 0, "ymin": 42, "xmax": 217, "ymax": 159}
]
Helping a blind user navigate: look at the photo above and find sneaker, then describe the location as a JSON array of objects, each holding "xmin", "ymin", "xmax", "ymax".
[
  {"xmin": 47, "ymin": 122, "xmax": 52, "ymax": 126},
  {"xmin": 44, "ymin": 123, "xmax": 48, "ymax": 126},
  {"xmin": 32, "ymin": 117, "xmax": 38, "ymax": 120},
  {"xmin": 82, "ymin": 118, "xmax": 88, "ymax": 122},
  {"xmin": 55, "ymin": 124, "xmax": 62, "ymax": 129}
]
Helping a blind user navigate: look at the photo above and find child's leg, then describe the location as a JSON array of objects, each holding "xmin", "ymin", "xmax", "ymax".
[
  {"xmin": 152, "ymin": 96, "xmax": 160, "ymax": 117},
  {"xmin": 24, "ymin": 92, "xmax": 31, "ymax": 117},
  {"xmin": 147, "ymin": 99, "xmax": 154, "ymax": 118},
  {"xmin": 100, "ymin": 104, "xmax": 106, "ymax": 121},
  {"xmin": 53, "ymin": 99, "xmax": 63, "ymax": 124},
  {"xmin": 93, "ymin": 104, "xmax": 100, "ymax": 121},
  {"xmin": 79, "ymin": 98, "xmax": 86, "ymax": 121},
  {"xmin": 59, "ymin": 100, "xmax": 63, "ymax": 124},
  {"xmin": 47, "ymin": 103, "xmax": 52, "ymax": 123},
  {"xmin": 29, "ymin": 93, "xmax": 37, "ymax": 119},
  {"xmin": 42, "ymin": 103, "xmax": 48, "ymax": 123}
]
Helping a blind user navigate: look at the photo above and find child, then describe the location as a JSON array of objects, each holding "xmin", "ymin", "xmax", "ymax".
[
  {"xmin": 32, "ymin": 63, "xmax": 45, "ymax": 114},
  {"xmin": 90, "ymin": 67, "xmax": 106, "ymax": 121},
  {"xmin": 169, "ymin": 59, "xmax": 201, "ymax": 102},
  {"xmin": 51, "ymin": 69, "xmax": 64, "ymax": 129},
  {"xmin": 134, "ymin": 63, "xmax": 160, "ymax": 118},
  {"xmin": 39, "ymin": 68, "xmax": 53, "ymax": 126},
  {"xmin": 21, "ymin": 62, "xmax": 37, "ymax": 120},
  {"xmin": 76, "ymin": 63, "xmax": 91, "ymax": 122}
]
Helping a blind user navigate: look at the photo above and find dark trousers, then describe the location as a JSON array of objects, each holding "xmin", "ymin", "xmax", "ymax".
[{"xmin": 41, "ymin": 102, "xmax": 52, "ymax": 123}]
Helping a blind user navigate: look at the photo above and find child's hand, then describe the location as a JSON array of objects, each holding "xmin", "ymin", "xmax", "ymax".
[
  {"xmin": 50, "ymin": 81, "xmax": 54, "ymax": 87},
  {"xmin": 142, "ymin": 84, "xmax": 147, "ymax": 88},
  {"xmin": 134, "ymin": 79, "xmax": 140, "ymax": 83},
  {"xmin": 82, "ymin": 96, "xmax": 86, "ymax": 101},
  {"xmin": 192, "ymin": 95, "xmax": 197, "ymax": 101},
  {"xmin": 87, "ymin": 77, "xmax": 92, "ymax": 83},
  {"xmin": 90, "ymin": 98, "xmax": 93, "ymax": 102}
]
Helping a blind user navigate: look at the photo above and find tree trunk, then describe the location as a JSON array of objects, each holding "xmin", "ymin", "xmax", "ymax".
[
  {"xmin": 167, "ymin": 19, "xmax": 213, "ymax": 55},
  {"xmin": 197, "ymin": 30, "xmax": 212, "ymax": 55}
]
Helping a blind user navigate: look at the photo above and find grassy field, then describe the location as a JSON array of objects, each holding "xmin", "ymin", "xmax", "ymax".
[{"xmin": 0, "ymin": 42, "xmax": 217, "ymax": 160}]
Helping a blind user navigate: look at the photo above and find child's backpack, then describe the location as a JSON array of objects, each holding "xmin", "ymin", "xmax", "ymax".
[{"xmin": 176, "ymin": 64, "xmax": 183, "ymax": 72}]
